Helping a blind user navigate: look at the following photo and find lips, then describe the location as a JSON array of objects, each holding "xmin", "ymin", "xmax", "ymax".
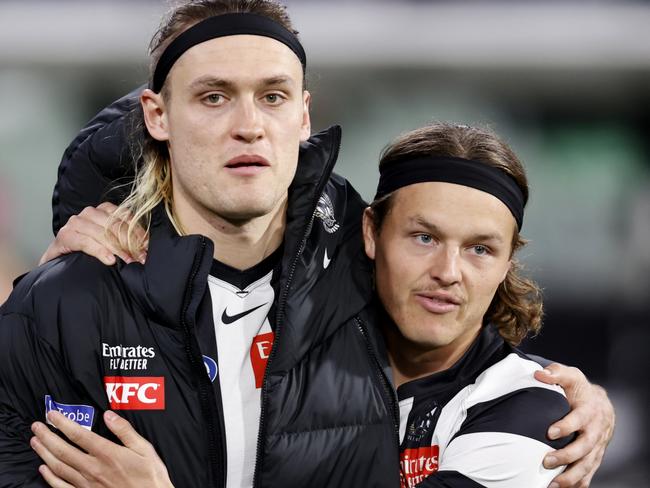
[
  {"xmin": 414, "ymin": 291, "xmax": 462, "ymax": 314},
  {"xmin": 224, "ymin": 154, "xmax": 270, "ymax": 176},
  {"xmin": 225, "ymin": 154, "xmax": 270, "ymax": 168}
]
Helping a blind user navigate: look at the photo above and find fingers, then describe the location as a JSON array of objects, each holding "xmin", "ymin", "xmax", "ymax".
[
  {"xmin": 547, "ymin": 448, "xmax": 599, "ymax": 488},
  {"xmin": 39, "ymin": 241, "xmax": 64, "ymax": 266},
  {"xmin": 534, "ymin": 366, "xmax": 559, "ymax": 385},
  {"xmin": 96, "ymin": 201, "xmax": 119, "ymax": 214},
  {"xmin": 544, "ymin": 426, "xmax": 598, "ymax": 468},
  {"xmin": 547, "ymin": 402, "xmax": 594, "ymax": 441},
  {"xmin": 543, "ymin": 379, "xmax": 614, "ymax": 488},
  {"xmin": 103, "ymin": 213, "xmax": 135, "ymax": 260},
  {"xmin": 537, "ymin": 364, "xmax": 587, "ymax": 396},
  {"xmin": 42, "ymin": 411, "xmax": 114, "ymax": 458},
  {"xmin": 39, "ymin": 229, "xmax": 114, "ymax": 267},
  {"xmin": 104, "ymin": 410, "xmax": 152, "ymax": 455},
  {"xmin": 31, "ymin": 418, "xmax": 94, "ymax": 469},
  {"xmin": 30, "ymin": 434, "xmax": 87, "ymax": 487},
  {"xmin": 42, "ymin": 211, "xmax": 116, "ymax": 265},
  {"xmin": 37, "ymin": 464, "xmax": 77, "ymax": 488},
  {"xmin": 39, "ymin": 203, "xmax": 150, "ymax": 266},
  {"xmin": 87, "ymin": 204, "xmax": 149, "ymax": 263},
  {"xmin": 78, "ymin": 207, "xmax": 137, "ymax": 264}
]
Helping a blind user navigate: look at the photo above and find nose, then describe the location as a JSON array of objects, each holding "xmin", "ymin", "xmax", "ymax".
[
  {"xmin": 230, "ymin": 98, "xmax": 264, "ymax": 143},
  {"xmin": 428, "ymin": 246, "xmax": 461, "ymax": 286}
]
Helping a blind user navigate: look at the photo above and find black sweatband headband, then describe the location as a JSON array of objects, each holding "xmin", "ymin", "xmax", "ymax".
[
  {"xmin": 152, "ymin": 13, "xmax": 307, "ymax": 93},
  {"xmin": 374, "ymin": 157, "xmax": 526, "ymax": 229}
]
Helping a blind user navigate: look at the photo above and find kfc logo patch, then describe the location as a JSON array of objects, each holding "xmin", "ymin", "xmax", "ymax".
[
  {"xmin": 104, "ymin": 376, "xmax": 165, "ymax": 410},
  {"xmin": 250, "ymin": 332, "xmax": 274, "ymax": 388},
  {"xmin": 400, "ymin": 445, "xmax": 439, "ymax": 488}
]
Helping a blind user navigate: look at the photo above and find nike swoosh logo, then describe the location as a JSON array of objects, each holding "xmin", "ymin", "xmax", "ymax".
[
  {"xmin": 323, "ymin": 249, "xmax": 332, "ymax": 269},
  {"xmin": 221, "ymin": 303, "xmax": 268, "ymax": 325}
]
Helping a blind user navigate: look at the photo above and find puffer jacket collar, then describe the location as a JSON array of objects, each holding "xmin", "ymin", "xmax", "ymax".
[{"xmin": 118, "ymin": 126, "xmax": 372, "ymax": 367}]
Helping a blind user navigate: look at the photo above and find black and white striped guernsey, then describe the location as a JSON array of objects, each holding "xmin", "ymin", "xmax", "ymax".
[
  {"xmin": 397, "ymin": 325, "xmax": 573, "ymax": 488},
  {"xmin": 207, "ymin": 248, "xmax": 282, "ymax": 488}
]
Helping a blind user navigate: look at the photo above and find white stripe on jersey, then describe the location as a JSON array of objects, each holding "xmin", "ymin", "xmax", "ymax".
[
  {"xmin": 440, "ymin": 432, "xmax": 563, "ymax": 488},
  {"xmin": 208, "ymin": 270, "xmax": 275, "ymax": 488},
  {"xmin": 434, "ymin": 354, "xmax": 565, "ymax": 458},
  {"xmin": 399, "ymin": 353, "xmax": 567, "ymax": 488}
]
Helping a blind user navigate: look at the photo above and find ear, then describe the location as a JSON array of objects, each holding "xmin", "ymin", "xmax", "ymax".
[
  {"xmin": 141, "ymin": 89, "xmax": 170, "ymax": 142},
  {"xmin": 362, "ymin": 208, "xmax": 377, "ymax": 260},
  {"xmin": 299, "ymin": 90, "xmax": 311, "ymax": 142}
]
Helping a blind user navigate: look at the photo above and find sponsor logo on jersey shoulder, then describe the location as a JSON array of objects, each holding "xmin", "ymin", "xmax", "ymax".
[
  {"xmin": 315, "ymin": 193, "xmax": 340, "ymax": 234},
  {"xmin": 102, "ymin": 342, "xmax": 156, "ymax": 371},
  {"xmin": 44, "ymin": 395, "xmax": 94, "ymax": 430},
  {"xmin": 104, "ymin": 376, "xmax": 165, "ymax": 410},
  {"xmin": 250, "ymin": 332, "xmax": 274, "ymax": 388},
  {"xmin": 400, "ymin": 445, "xmax": 439, "ymax": 488},
  {"xmin": 203, "ymin": 355, "xmax": 218, "ymax": 382}
]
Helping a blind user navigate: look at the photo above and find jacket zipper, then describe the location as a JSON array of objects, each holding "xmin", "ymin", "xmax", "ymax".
[
  {"xmin": 354, "ymin": 316, "xmax": 401, "ymax": 453},
  {"xmin": 252, "ymin": 129, "xmax": 342, "ymax": 487},
  {"xmin": 180, "ymin": 237, "xmax": 226, "ymax": 488}
]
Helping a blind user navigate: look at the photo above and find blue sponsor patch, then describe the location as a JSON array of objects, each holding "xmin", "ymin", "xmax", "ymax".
[
  {"xmin": 44, "ymin": 395, "xmax": 95, "ymax": 430},
  {"xmin": 203, "ymin": 355, "xmax": 218, "ymax": 382}
]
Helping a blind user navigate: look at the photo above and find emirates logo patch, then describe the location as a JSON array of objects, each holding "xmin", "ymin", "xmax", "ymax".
[{"xmin": 400, "ymin": 445, "xmax": 439, "ymax": 488}]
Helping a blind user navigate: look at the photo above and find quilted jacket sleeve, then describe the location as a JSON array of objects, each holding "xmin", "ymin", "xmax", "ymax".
[
  {"xmin": 0, "ymin": 310, "xmax": 50, "ymax": 487},
  {"xmin": 51, "ymin": 86, "xmax": 145, "ymax": 235},
  {"xmin": 0, "ymin": 260, "xmax": 108, "ymax": 487}
]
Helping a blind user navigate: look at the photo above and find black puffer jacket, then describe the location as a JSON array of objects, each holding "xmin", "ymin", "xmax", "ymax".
[{"xmin": 0, "ymin": 91, "xmax": 400, "ymax": 487}]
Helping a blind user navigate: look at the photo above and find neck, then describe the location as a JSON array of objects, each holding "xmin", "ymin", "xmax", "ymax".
[
  {"xmin": 384, "ymin": 320, "xmax": 481, "ymax": 388},
  {"xmin": 172, "ymin": 196, "xmax": 287, "ymax": 270}
]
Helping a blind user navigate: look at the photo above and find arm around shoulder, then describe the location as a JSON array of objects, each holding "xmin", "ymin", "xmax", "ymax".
[{"xmin": 431, "ymin": 385, "xmax": 573, "ymax": 488}]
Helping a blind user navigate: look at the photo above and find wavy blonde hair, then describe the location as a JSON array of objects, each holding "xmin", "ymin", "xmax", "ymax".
[
  {"xmin": 109, "ymin": 0, "xmax": 299, "ymax": 255},
  {"xmin": 369, "ymin": 122, "xmax": 543, "ymax": 346}
]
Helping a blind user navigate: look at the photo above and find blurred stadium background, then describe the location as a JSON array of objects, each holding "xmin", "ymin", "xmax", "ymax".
[{"xmin": 0, "ymin": 1, "xmax": 648, "ymax": 485}]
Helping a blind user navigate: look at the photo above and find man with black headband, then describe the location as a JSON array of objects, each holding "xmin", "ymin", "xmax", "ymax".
[
  {"xmin": 1, "ymin": 1, "xmax": 612, "ymax": 487},
  {"xmin": 1, "ymin": 1, "xmax": 399, "ymax": 486},
  {"xmin": 362, "ymin": 123, "xmax": 573, "ymax": 487}
]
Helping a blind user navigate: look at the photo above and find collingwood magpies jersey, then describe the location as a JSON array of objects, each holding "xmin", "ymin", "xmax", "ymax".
[
  {"xmin": 398, "ymin": 325, "xmax": 572, "ymax": 488},
  {"xmin": 207, "ymin": 247, "xmax": 282, "ymax": 488}
]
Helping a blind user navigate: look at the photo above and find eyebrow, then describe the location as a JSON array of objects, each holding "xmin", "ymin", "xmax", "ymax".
[
  {"xmin": 189, "ymin": 75, "xmax": 296, "ymax": 91},
  {"xmin": 260, "ymin": 76, "xmax": 295, "ymax": 88},
  {"xmin": 408, "ymin": 215, "xmax": 505, "ymax": 244}
]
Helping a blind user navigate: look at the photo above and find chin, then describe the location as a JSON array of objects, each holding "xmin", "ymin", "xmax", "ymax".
[
  {"xmin": 402, "ymin": 333, "xmax": 450, "ymax": 352},
  {"xmin": 406, "ymin": 319, "xmax": 456, "ymax": 349},
  {"xmin": 219, "ymin": 206, "xmax": 274, "ymax": 222},
  {"xmin": 211, "ymin": 195, "xmax": 276, "ymax": 220}
]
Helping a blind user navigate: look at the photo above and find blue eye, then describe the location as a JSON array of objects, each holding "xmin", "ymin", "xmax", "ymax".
[
  {"xmin": 472, "ymin": 245, "xmax": 489, "ymax": 256},
  {"xmin": 416, "ymin": 234, "xmax": 433, "ymax": 245}
]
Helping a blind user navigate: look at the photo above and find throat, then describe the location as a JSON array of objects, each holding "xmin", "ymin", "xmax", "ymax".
[
  {"xmin": 211, "ymin": 212, "xmax": 286, "ymax": 270},
  {"xmin": 174, "ymin": 196, "xmax": 288, "ymax": 271},
  {"xmin": 384, "ymin": 321, "xmax": 481, "ymax": 388}
]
